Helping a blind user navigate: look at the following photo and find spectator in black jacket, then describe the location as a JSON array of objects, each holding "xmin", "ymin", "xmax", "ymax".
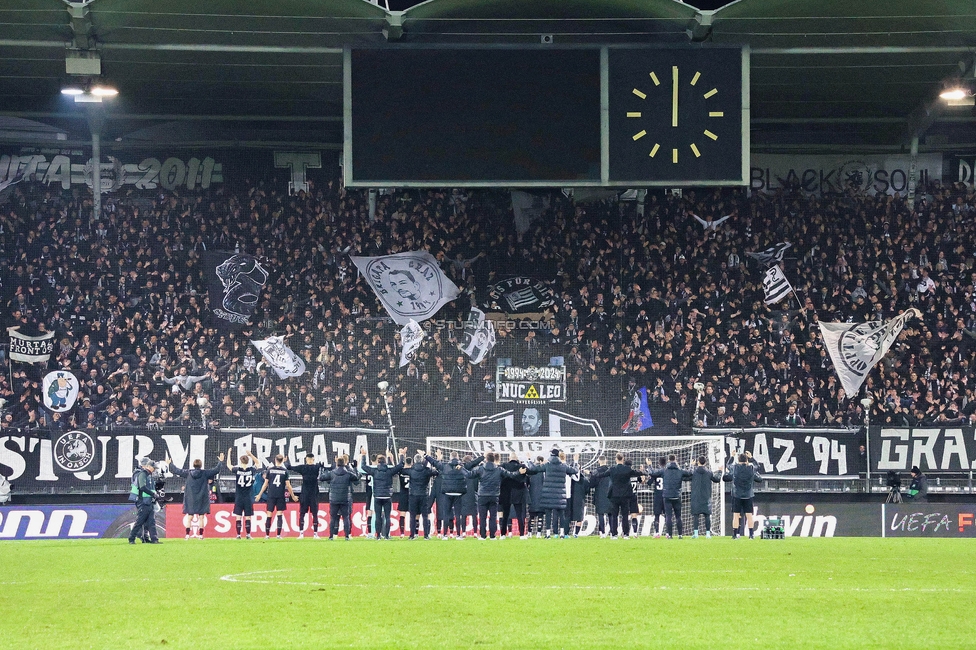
[
  {"xmin": 906, "ymin": 466, "xmax": 928, "ymax": 502},
  {"xmin": 499, "ymin": 453, "xmax": 530, "ymax": 538},
  {"xmin": 360, "ymin": 446, "xmax": 404, "ymax": 540},
  {"xmin": 650, "ymin": 453, "xmax": 693, "ymax": 539},
  {"xmin": 285, "ymin": 452, "xmax": 327, "ymax": 539},
  {"xmin": 723, "ymin": 452, "xmax": 763, "ymax": 539},
  {"xmin": 321, "ymin": 458, "xmax": 360, "ymax": 540},
  {"xmin": 593, "ymin": 453, "xmax": 645, "ymax": 539},
  {"xmin": 469, "ymin": 452, "xmax": 526, "ymax": 540},
  {"xmin": 690, "ymin": 455, "xmax": 721, "ymax": 538},
  {"xmin": 401, "ymin": 452, "xmax": 438, "ymax": 540}
]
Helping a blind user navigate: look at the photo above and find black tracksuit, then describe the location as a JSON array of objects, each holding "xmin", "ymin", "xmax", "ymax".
[
  {"xmin": 427, "ymin": 456, "xmax": 474, "ymax": 535},
  {"xmin": 361, "ymin": 456, "xmax": 404, "ymax": 539},
  {"xmin": 651, "ymin": 462, "xmax": 693, "ymax": 537},
  {"xmin": 286, "ymin": 460, "xmax": 325, "ymax": 532},
  {"xmin": 499, "ymin": 459, "xmax": 529, "ymax": 536},
  {"xmin": 321, "ymin": 465, "xmax": 360, "ymax": 538},
  {"xmin": 402, "ymin": 459, "xmax": 438, "ymax": 538},
  {"xmin": 599, "ymin": 463, "xmax": 645, "ymax": 537},
  {"xmin": 469, "ymin": 462, "xmax": 522, "ymax": 539}
]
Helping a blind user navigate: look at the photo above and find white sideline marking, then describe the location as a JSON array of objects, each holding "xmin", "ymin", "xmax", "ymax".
[{"xmin": 217, "ymin": 569, "xmax": 974, "ymax": 593}]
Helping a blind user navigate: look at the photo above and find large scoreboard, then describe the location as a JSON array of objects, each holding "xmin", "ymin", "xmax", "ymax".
[{"xmin": 345, "ymin": 45, "xmax": 748, "ymax": 188}]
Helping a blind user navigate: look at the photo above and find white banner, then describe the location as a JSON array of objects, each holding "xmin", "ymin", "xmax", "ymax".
[
  {"xmin": 459, "ymin": 308, "xmax": 496, "ymax": 365},
  {"xmin": 251, "ymin": 336, "xmax": 305, "ymax": 379},
  {"xmin": 351, "ymin": 251, "xmax": 459, "ymax": 325},
  {"xmin": 42, "ymin": 371, "xmax": 79, "ymax": 413},
  {"xmin": 819, "ymin": 309, "xmax": 920, "ymax": 396},
  {"xmin": 751, "ymin": 153, "xmax": 942, "ymax": 196},
  {"xmin": 7, "ymin": 327, "xmax": 55, "ymax": 363},
  {"xmin": 399, "ymin": 320, "xmax": 426, "ymax": 368}
]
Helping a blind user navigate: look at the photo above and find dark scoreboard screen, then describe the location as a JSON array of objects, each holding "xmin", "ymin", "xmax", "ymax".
[
  {"xmin": 349, "ymin": 48, "xmax": 601, "ymax": 185},
  {"xmin": 346, "ymin": 46, "xmax": 745, "ymax": 187}
]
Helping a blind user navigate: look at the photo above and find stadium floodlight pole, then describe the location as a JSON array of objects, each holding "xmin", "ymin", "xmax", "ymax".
[
  {"xmin": 377, "ymin": 381, "xmax": 398, "ymax": 456},
  {"xmin": 861, "ymin": 395, "xmax": 873, "ymax": 493}
]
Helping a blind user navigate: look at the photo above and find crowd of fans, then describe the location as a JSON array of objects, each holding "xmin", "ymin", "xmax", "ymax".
[{"xmin": 1, "ymin": 166, "xmax": 976, "ymax": 438}]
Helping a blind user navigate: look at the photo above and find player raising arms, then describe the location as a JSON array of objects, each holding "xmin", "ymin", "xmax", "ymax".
[
  {"xmin": 225, "ymin": 447, "xmax": 262, "ymax": 539},
  {"xmin": 255, "ymin": 454, "xmax": 298, "ymax": 539},
  {"xmin": 285, "ymin": 453, "xmax": 327, "ymax": 539},
  {"xmin": 360, "ymin": 447, "xmax": 405, "ymax": 540}
]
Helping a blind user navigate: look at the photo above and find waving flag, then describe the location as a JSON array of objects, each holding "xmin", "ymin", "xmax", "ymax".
[
  {"xmin": 819, "ymin": 309, "xmax": 920, "ymax": 396},
  {"xmin": 459, "ymin": 308, "xmax": 497, "ymax": 365},
  {"xmin": 762, "ymin": 265, "xmax": 794, "ymax": 305},
  {"xmin": 399, "ymin": 320, "xmax": 426, "ymax": 367},
  {"xmin": 251, "ymin": 336, "xmax": 306, "ymax": 379},
  {"xmin": 622, "ymin": 387, "xmax": 653, "ymax": 433},
  {"xmin": 351, "ymin": 251, "xmax": 460, "ymax": 325},
  {"xmin": 747, "ymin": 242, "xmax": 792, "ymax": 267}
]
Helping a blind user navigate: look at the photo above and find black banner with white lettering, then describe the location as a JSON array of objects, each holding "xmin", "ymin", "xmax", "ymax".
[
  {"xmin": 718, "ymin": 428, "xmax": 863, "ymax": 478},
  {"xmin": 0, "ymin": 427, "xmax": 389, "ymax": 494},
  {"xmin": 870, "ymin": 427, "xmax": 976, "ymax": 475}
]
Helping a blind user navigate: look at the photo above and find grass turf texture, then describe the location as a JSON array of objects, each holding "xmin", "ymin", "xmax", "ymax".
[{"xmin": 0, "ymin": 537, "xmax": 973, "ymax": 649}]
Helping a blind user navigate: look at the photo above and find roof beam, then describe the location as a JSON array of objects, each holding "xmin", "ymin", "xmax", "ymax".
[
  {"xmin": 0, "ymin": 111, "xmax": 342, "ymax": 122},
  {"xmin": 754, "ymin": 46, "xmax": 975, "ymax": 55}
]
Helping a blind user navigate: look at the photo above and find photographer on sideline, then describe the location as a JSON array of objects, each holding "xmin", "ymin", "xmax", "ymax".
[
  {"xmin": 128, "ymin": 458, "xmax": 160, "ymax": 544},
  {"xmin": 905, "ymin": 466, "xmax": 928, "ymax": 502}
]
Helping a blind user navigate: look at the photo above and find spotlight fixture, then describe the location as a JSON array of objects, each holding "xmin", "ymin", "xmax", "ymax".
[{"xmin": 60, "ymin": 81, "xmax": 118, "ymax": 103}]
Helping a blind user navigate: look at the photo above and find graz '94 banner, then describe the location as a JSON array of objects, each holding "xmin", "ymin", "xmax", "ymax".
[
  {"xmin": 870, "ymin": 427, "xmax": 976, "ymax": 474},
  {"xmin": 718, "ymin": 428, "xmax": 862, "ymax": 478}
]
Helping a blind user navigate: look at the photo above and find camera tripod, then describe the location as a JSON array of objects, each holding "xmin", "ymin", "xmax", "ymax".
[{"xmin": 885, "ymin": 487, "xmax": 903, "ymax": 503}]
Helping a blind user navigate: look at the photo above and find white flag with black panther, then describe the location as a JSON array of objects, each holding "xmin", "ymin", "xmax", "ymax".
[
  {"xmin": 819, "ymin": 309, "xmax": 920, "ymax": 396},
  {"xmin": 251, "ymin": 336, "xmax": 306, "ymax": 379},
  {"xmin": 762, "ymin": 265, "xmax": 793, "ymax": 305},
  {"xmin": 351, "ymin": 251, "xmax": 460, "ymax": 325},
  {"xmin": 459, "ymin": 307, "xmax": 497, "ymax": 365},
  {"xmin": 747, "ymin": 242, "xmax": 792, "ymax": 267},
  {"xmin": 399, "ymin": 320, "xmax": 426, "ymax": 367}
]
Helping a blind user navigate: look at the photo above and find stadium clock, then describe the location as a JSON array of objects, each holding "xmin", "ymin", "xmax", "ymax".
[{"xmin": 607, "ymin": 47, "xmax": 745, "ymax": 185}]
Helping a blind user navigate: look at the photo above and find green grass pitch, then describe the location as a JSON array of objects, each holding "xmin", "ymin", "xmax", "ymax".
[{"xmin": 0, "ymin": 537, "xmax": 973, "ymax": 649}]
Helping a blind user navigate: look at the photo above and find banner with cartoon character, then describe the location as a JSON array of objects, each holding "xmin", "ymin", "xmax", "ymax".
[
  {"xmin": 42, "ymin": 371, "xmax": 79, "ymax": 413},
  {"xmin": 204, "ymin": 251, "xmax": 269, "ymax": 328}
]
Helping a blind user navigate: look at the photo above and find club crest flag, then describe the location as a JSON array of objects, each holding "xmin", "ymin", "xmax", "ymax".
[
  {"xmin": 819, "ymin": 309, "xmax": 920, "ymax": 396},
  {"xmin": 399, "ymin": 320, "xmax": 426, "ymax": 367},
  {"xmin": 746, "ymin": 242, "xmax": 792, "ymax": 267},
  {"xmin": 621, "ymin": 387, "xmax": 653, "ymax": 433},
  {"xmin": 42, "ymin": 370, "xmax": 79, "ymax": 413},
  {"xmin": 251, "ymin": 336, "xmax": 306, "ymax": 379},
  {"xmin": 762, "ymin": 265, "xmax": 793, "ymax": 305},
  {"xmin": 8, "ymin": 326, "xmax": 55, "ymax": 363},
  {"xmin": 204, "ymin": 251, "xmax": 269, "ymax": 328},
  {"xmin": 459, "ymin": 308, "xmax": 497, "ymax": 365},
  {"xmin": 351, "ymin": 251, "xmax": 460, "ymax": 325}
]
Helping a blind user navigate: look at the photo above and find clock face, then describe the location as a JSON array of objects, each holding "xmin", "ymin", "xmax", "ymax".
[{"xmin": 607, "ymin": 48, "xmax": 744, "ymax": 184}]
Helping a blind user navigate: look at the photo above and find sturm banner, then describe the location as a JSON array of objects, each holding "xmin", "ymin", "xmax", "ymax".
[
  {"xmin": 0, "ymin": 427, "xmax": 388, "ymax": 494},
  {"xmin": 750, "ymin": 153, "xmax": 942, "ymax": 196},
  {"xmin": 0, "ymin": 151, "xmax": 223, "ymax": 193},
  {"xmin": 718, "ymin": 428, "xmax": 862, "ymax": 478},
  {"xmin": 870, "ymin": 427, "xmax": 976, "ymax": 474},
  {"xmin": 882, "ymin": 504, "xmax": 976, "ymax": 538}
]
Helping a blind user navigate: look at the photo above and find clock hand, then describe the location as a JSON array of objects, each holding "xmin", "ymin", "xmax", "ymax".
[{"xmin": 672, "ymin": 66, "xmax": 678, "ymax": 128}]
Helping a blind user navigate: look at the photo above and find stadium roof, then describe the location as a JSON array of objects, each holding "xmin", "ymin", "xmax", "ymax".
[{"xmin": 0, "ymin": 0, "xmax": 974, "ymax": 152}]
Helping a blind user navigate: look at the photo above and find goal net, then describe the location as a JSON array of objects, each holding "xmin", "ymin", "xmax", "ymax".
[{"xmin": 426, "ymin": 436, "xmax": 726, "ymax": 537}]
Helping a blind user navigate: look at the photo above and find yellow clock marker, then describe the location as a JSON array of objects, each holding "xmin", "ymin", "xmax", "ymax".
[
  {"xmin": 690, "ymin": 71, "xmax": 701, "ymax": 86},
  {"xmin": 690, "ymin": 143, "xmax": 701, "ymax": 158},
  {"xmin": 649, "ymin": 143, "xmax": 660, "ymax": 158},
  {"xmin": 633, "ymin": 130, "xmax": 647, "ymax": 141},
  {"xmin": 633, "ymin": 89, "xmax": 646, "ymax": 99},
  {"xmin": 650, "ymin": 72, "xmax": 660, "ymax": 86},
  {"xmin": 704, "ymin": 130, "xmax": 718, "ymax": 140},
  {"xmin": 672, "ymin": 148, "xmax": 678, "ymax": 164},
  {"xmin": 672, "ymin": 66, "xmax": 679, "ymax": 127},
  {"xmin": 626, "ymin": 112, "xmax": 641, "ymax": 118},
  {"xmin": 703, "ymin": 88, "xmax": 717, "ymax": 99},
  {"xmin": 708, "ymin": 111, "xmax": 724, "ymax": 117}
]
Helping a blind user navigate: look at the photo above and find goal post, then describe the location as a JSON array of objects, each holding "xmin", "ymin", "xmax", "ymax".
[{"xmin": 426, "ymin": 436, "xmax": 726, "ymax": 537}]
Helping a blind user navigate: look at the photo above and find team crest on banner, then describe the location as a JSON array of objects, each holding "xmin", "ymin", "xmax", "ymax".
[
  {"xmin": 42, "ymin": 370, "xmax": 79, "ymax": 412},
  {"xmin": 351, "ymin": 251, "xmax": 460, "ymax": 325},
  {"xmin": 204, "ymin": 251, "xmax": 269, "ymax": 327},
  {"xmin": 399, "ymin": 320, "xmax": 426, "ymax": 367},
  {"xmin": 483, "ymin": 277, "xmax": 555, "ymax": 313},
  {"xmin": 53, "ymin": 430, "xmax": 96, "ymax": 472},
  {"xmin": 819, "ymin": 309, "xmax": 920, "ymax": 396},
  {"xmin": 251, "ymin": 336, "xmax": 306, "ymax": 379}
]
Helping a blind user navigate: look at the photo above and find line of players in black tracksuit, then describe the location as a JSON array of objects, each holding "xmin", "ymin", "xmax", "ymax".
[{"xmin": 221, "ymin": 446, "xmax": 762, "ymax": 540}]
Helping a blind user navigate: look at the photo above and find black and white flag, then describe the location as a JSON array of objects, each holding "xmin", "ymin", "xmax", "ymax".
[
  {"xmin": 819, "ymin": 309, "xmax": 920, "ymax": 396},
  {"xmin": 747, "ymin": 242, "xmax": 792, "ymax": 267},
  {"xmin": 251, "ymin": 336, "xmax": 306, "ymax": 379},
  {"xmin": 8, "ymin": 327, "xmax": 55, "ymax": 363},
  {"xmin": 204, "ymin": 251, "xmax": 269, "ymax": 328},
  {"xmin": 351, "ymin": 251, "xmax": 460, "ymax": 326},
  {"xmin": 762, "ymin": 265, "xmax": 794, "ymax": 305},
  {"xmin": 399, "ymin": 320, "xmax": 426, "ymax": 367},
  {"xmin": 459, "ymin": 308, "xmax": 496, "ymax": 365}
]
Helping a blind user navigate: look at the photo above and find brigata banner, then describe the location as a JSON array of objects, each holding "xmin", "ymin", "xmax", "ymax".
[
  {"xmin": 882, "ymin": 504, "xmax": 976, "ymax": 538},
  {"xmin": 870, "ymin": 427, "xmax": 976, "ymax": 474},
  {"xmin": 0, "ymin": 427, "xmax": 388, "ymax": 494},
  {"xmin": 715, "ymin": 428, "xmax": 862, "ymax": 478},
  {"xmin": 0, "ymin": 505, "xmax": 138, "ymax": 540}
]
